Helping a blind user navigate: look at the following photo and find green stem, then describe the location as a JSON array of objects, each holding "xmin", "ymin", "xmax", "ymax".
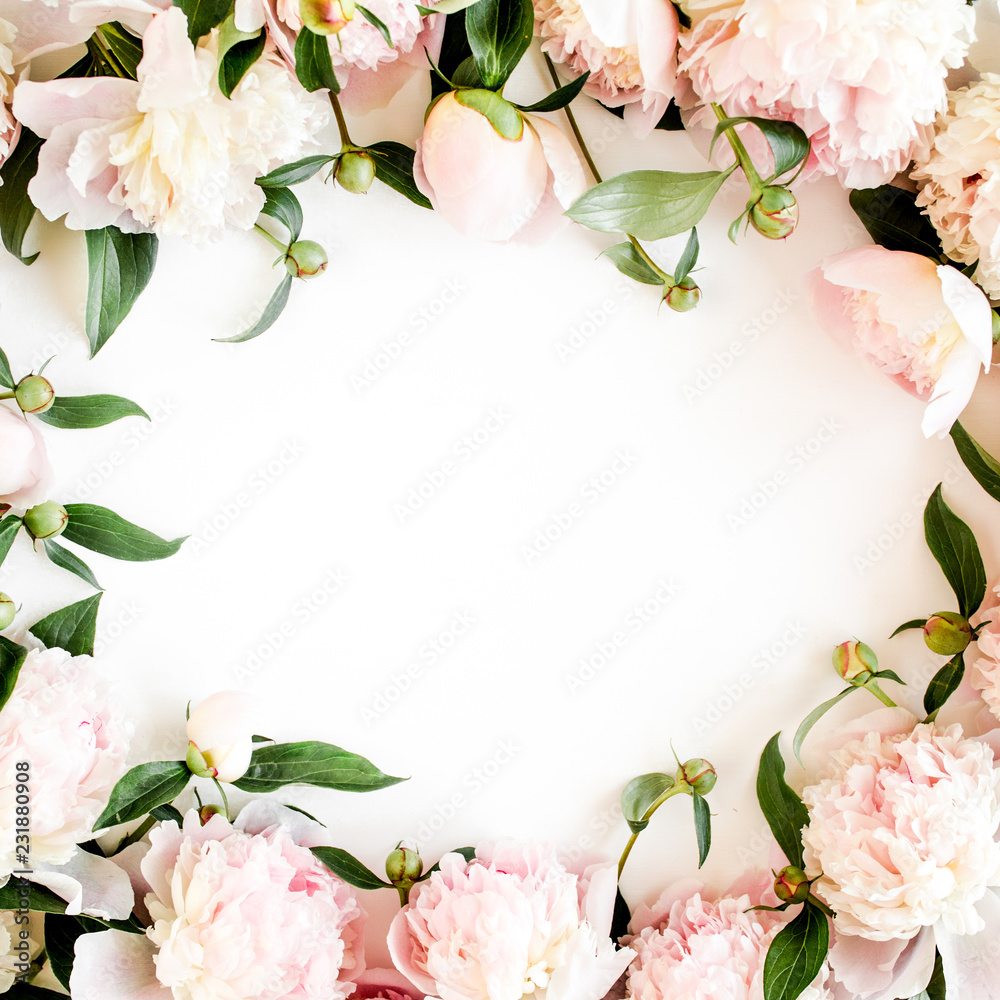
[
  {"xmin": 0, "ymin": 391, "xmax": 14, "ymax": 401},
  {"xmin": 329, "ymin": 92, "xmax": 353, "ymax": 149},
  {"xmin": 89, "ymin": 30, "xmax": 127, "ymax": 79},
  {"xmin": 711, "ymin": 103, "xmax": 763, "ymax": 193},
  {"xmin": 617, "ymin": 784, "xmax": 688, "ymax": 879},
  {"xmin": 864, "ymin": 679, "xmax": 897, "ymax": 708},
  {"xmin": 396, "ymin": 883, "xmax": 411, "ymax": 907},
  {"xmin": 254, "ymin": 223, "xmax": 288, "ymax": 253},
  {"xmin": 116, "ymin": 814, "xmax": 156, "ymax": 852},
  {"xmin": 213, "ymin": 778, "xmax": 231, "ymax": 822}
]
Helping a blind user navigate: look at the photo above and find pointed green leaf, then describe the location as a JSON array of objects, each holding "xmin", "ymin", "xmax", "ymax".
[
  {"xmin": 150, "ymin": 803, "xmax": 184, "ymax": 825},
  {"xmin": 0, "ymin": 128, "xmax": 43, "ymax": 264},
  {"xmin": 35, "ymin": 394, "xmax": 149, "ymax": 429},
  {"xmin": 466, "ymin": 0, "xmax": 533, "ymax": 89},
  {"xmin": 712, "ymin": 117, "xmax": 809, "ymax": 181},
  {"xmin": 891, "ymin": 619, "xmax": 927, "ymax": 638},
  {"xmin": 763, "ymin": 903, "xmax": 830, "ymax": 1000},
  {"xmin": 849, "ymin": 186, "xmax": 943, "ymax": 260},
  {"xmin": 294, "ymin": 28, "xmax": 340, "ymax": 93},
  {"xmin": 872, "ymin": 669, "xmax": 906, "ymax": 685},
  {"xmin": 515, "ymin": 71, "xmax": 589, "ymax": 113},
  {"xmin": 923, "ymin": 652, "xmax": 965, "ymax": 720},
  {"xmin": 260, "ymin": 187, "xmax": 303, "ymax": 243},
  {"xmin": 756, "ymin": 734, "xmax": 808, "ymax": 868},
  {"xmin": 599, "ymin": 242, "xmax": 663, "ymax": 285},
  {"xmin": 257, "ymin": 155, "xmax": 336, "ymax": 187},
  {"xmin": 215, "ymin": 274, "xmax": 294, "ymax": 343},
  {"xmin": 367, "ymin": 141, "xmax": 432, "ymax": 209},
  {"xmin": 792, "ymin": 687, "xmax": 854, "ymax": 765},
  {"xmin": 621, "ymin": 772, "xmax": 675, "ymax": 834},
  {"xmin": 924, "ymin": 484, "xmax": 987, "ymax": 618},
  {"xmin": 44, "ymin": 914, "xmax": 90, "ymax": 991},
  {"xmin": 674, "ymin": 227, "xmax": 700, "ymax": 285},
  {"xmin": 176, "ymin": 0, "xmax": 230, "ymax": 40},
  {"xmin": 0, "ymin": 515, "xmax": 22, "ymax": 567},
  {"xmin": 63, "ymin": 503, "xmax": 187, "ymax": 561},
  {"xmin": 99, "ymin": 23, "xmax": 143, "ymax": 78},
  {"xmin": 218, "ymin": 16, "xmax": 266, "ymax": 98},
  {"xmin": 43, "ymin": 540, "xmax": 103, "ymax": 591},
  {"xmin": 311, "ymin": 847, "xmax": 392, "ymax": 889},
  {"xmin": 454, "ymin": 89, "xmax": 523, "ymax": 139},
  {"xmin": 0, "ymin": 880, "xmax": 67, "ymax": 913},
  {"xmin": 0, "ymin": 346, "xmax": 12, "ymax": 388},
  {"xmin": 692, "ymin": 790, "xmax": 711, "ymax": 868},
  {"xmin": 29, "ymin": 594, "xmax": 102, "ymax": 657},
  {"xmin": 94, "ymin": 760, "xmax": 191, "ymax": 830},
  {"xmin": 950, "ymin": 422, "xmax": 1000, "ymax": 502},
  {"xmin": 232, "ymin": 741, "xmax": 406, "ymax": 793},
  {"xmin": 0, "ymin": 635, "xmax": 29, "ymax": 713},
  {"xmin": 356, "ymin": 5, "xmax": 393, "ymax": 46}
]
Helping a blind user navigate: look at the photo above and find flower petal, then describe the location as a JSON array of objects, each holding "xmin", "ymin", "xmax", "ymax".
[
  {"xmin": 31, "ymin": 848, "xmax": 135, "ymax": 920},
  {"xmin": 937, "ymin": 890, "xmax": 1000, "ymax": 1000},
  {"xmin": 69, "ymin": 929, "xmax": 163, "ymax": 1000},
  {"xmin": 829, "ymin": 928, "xmax": 937, "ymax": 1000}
]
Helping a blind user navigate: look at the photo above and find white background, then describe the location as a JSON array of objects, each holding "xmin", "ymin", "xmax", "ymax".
[{"xmin": 2, "ymin": 40, "xmax": 1000, "ymax": 965}]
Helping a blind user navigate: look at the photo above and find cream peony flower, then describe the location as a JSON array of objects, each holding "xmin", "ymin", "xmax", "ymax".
[
  {"xmin": 13, "ymin": 6, "xmax": 328, "ymax": 243},
  {"xmin": 679, "ymin": 0, "xmax": 975, "ymax": 188},
  {"xmin": 913, "ymin": 74, "xmax": 1000, "ymax": 299},
  {"xmin": 0, "ymin": 910, "xmax": 41, "ymax": 993}
]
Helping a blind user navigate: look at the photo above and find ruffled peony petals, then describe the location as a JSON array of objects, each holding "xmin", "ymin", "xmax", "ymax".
[
  {"xmin": 136, "ymin": 7, "xmax": 205, "ymax": 110},
  {"xmin": 69, "ymin": 929, "xmax": 163, "ymax": 1000},
  {"xmin": 936, "ymin": 890, "xmax": 1000, "ymax": 1000},
  {"xmin": 828, "ymin": 928, "xmax": 937, "ymax": 1000},
  {"xmin": 12, "ymin": 77, "xmax": 139, "ymax": 138},
  {"xmin": 68, "ymin": 0, "xmax": 172, "ymax": 34},
  {"xmin": 235, "ymin": 799, "xmax": 333, "ymax": 849},
  {"xmin": 0, "ymin": 0, "xmax": 94, "ymax": 63},
  {"xmin": 547, "ymin": 925, "xmax": 634, "ymax": 1000},
  {"xmin": 31, "ymin": 848, "xmax": 135, "ymax": 920}
]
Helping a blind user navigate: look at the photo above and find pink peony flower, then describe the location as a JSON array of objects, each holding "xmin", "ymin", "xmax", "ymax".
[
  {"xmin": 185, "ymin": 690, "xmax": 256, "ymax": 783},
  {"xmin": 352, "ymin": 968, "xmax": 426, "ymax": 1000},
  {"xmin": 678, "ymin": 0, "xmax": 974, "ymax": 188},
  {"xmin": 413, "ymin": 92, "xmax": 587, "ymax": 244},
  {"xmin": 0, "ymin": 405, "xmax": 51, "ymax": 508},
  {"xmin": 802, "ymin": 712, "xmax": 1000, "ymax": 1000},
  {"xmin": 0, "ymin": 644, "xmax": 133, "ymax": 918},
  {"xmin": 971, "ymin": 583, "xmax": 1000, "ymax": 722},
  {"xmin": 624, "ymin": 879, "xmax": 832, "ymax": 1000},
  {"xmin": 388, "ymin": 842, "xmax": 632, "ymax": 1000},
  {"xmin": 70, "ymin": 802, "xmax": 367, "ymax": 1000},
  {"xmin": 808, "ymin": 246, "xmax": 992, "ymax": 438},
  {"xmin": 534, "ymin": 0, "xmax": 679, "ymax": 137}
]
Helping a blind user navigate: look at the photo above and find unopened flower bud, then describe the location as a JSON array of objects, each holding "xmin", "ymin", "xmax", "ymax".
[
  {"xmin": 833, "ymin": 639, "xmax": 878, "ymax": 683},
  {"xmin": 198, "ymin": 804, "xmax": 224, "ymax": 825},
  {"xmin": 284, "ymin": 240, "xmax": 329, "ymax": 279},
  {"xmin": 0, "ymin": 593, "xmax": 15, "ymax": 630},
  {"xmin": 680, "ymin": 758, "xmax": 717, "ymax": 795},
  {"xmin": 336, "ymin": 150, "xmax": 376, "ymax": 194},
  {"xmin": 300, "ymin": 0, "xmax": 353, "ymax": 34},
  {"xmin": 14, "ymin": 375, "xmax": 55, "ymax": 415},
  {"xmin": 923, "ymin": 612, "xmax": 972, "ymax": 656},
  {"xmin": 186, "ymin": 691, "xmax": 256, "ymax": 782},
  {"xmin": 749, "ymin": 186, "xmax": 799, "ymax": 240},
  {"xmin": 992, "ymin": 309, "xmax": 1000, "ymax": 345},
  {"xmin": 663, "ymin": 280, "xmax": 701, "ymax": 313},
  {"xmin": 23, "ymin": 501, "xmax": 67, "ymax": 540},
  {"xmin": 773, "ymin": 865, "xmax": 811, "ymax": 904},
  {"xmin": 386, "ymin": 846, "xmax": 423, "ymax": 884},
  {"xmin": 186, "ymin": 742, "xmax": 214, "ymax": 778}
]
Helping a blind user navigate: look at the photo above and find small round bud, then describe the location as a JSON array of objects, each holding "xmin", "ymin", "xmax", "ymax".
[
  {"xmin": 681, "ymin": 758, "xmax": 717, "ymax": 795},
  {"xmin": 663, "ymin": 281, "xmax": 701, "ymax": 313},
  {"xmin": 992, "ymin": 309, "xmax": 1000, "ymax": 345},
  {"xmin": 14, "ymin": 375, "xmax": 55, "ymax": 415},
  {"xmin": 386, "ymin": 846, "xmax": 423, "ymax": 884},
  {"xmin": 198, "ymin": 804, "xmax": 224, "ymax": 825},
  {"xmin": 833, "ymin": 639, "xmax": 878, "ymax": 683},
  {"xmin": 186, "ymin": 742, "xmax": 215, "ymax": 779},
  {"xmin": 923, "ymin": 612, "xmax": 972, "ymax": 656},
  {"xmin": 336, "ymin": 150, "xmax": 376, "ymax": 194},
  {"xmin": 773, "ymin": 865, "xmax": 811, "ymax": 904},
  {"xmin": 300, "ymin": 0, "xmax": 354, "ymax": 34},
  {"xmin": 0, "ymin": 593, "xmax": 15, "ymax": 630},
  {"xmin": 749, "ymin": 186, "xmax": 799, "ymax": 240},
  {"xmin": 284, "ymin": 241, "xmax": 329, "ymax": 279},
  {"xmin": 23, "ymin": 501, "xmax": 67, "ymax": 540}
]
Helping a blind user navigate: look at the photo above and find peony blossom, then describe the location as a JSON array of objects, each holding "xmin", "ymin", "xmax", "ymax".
[
  {"xmin": 0, "ymin": 406, "xmax": 51, "ymax": 508},
  {"xmin": 352, "ymin": 968, "xmax": 426, "ymax": 1000},
  {"xmin": 13, "ymin": 6, "xmax": 328, "ymax": 244},
  {"xmin": 0, "ymin": 644, "xmax": 133, "ymax": 918},
  {"xmin": 0, "ymin": 15, "xmax": 15, "ymax": 176},
  {"xmin": 625, "ymin": 879, "xmax": 832, "ymax": 1000},
  {"xmin": 70, "ymin": 802, "xmax": 367, "ymax": 1000},
  {"xmin": 534, "ymin": 0, "xmax": 679, "ymax": 137},
  {"xmin": 802, "ymin": 711, "xmax": 1000, "ymax": 1000},
  {"xmin": 185, "ymin": 690, "xmax": 256, "ymax": 783},
  {"xmin": 388, "ymin": 841, "xmax": 633, "ymax": 1000},
  {"xmin": 679, "ymin": 0, "xmax": 974, "ymax": 189},
  {"xmin": 971, "ymin": 582, "xmax": 1000, "ymax": 722},
  {"xmin": 0, "ymin": 910, "xmax": 41, "ymax": 992},
  {"xmin": 808, "ymin": 246, "xmax": 992, "ymax": 438},
  {"xmin": 913, "ymin": 74, "xmax": 1000, "ymax": 299},
  {"xmin": 414, "ymin": 92, "xmax": 587, "ymax": 244}
]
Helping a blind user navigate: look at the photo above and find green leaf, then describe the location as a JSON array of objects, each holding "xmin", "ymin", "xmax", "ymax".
[
  {"xmin": 257, "ymin": 155, "xmax": 336, "ymax": 187},
  {"xmin": 150, "ymin": 803, "xmax": 184, "ymax": 824},
  {"xmin": 356, "ymin": 5, "xmax": 393, "ymax": 46},
  {"xmin": 43, "ymin": 540, "xmax": 103, "ymax": 590},
  {"xmin": 6, "ymin": 985, "xmax": 74, "ymax": 1000},
  {"xmin": 260, "ymin": 187, "xmax": 303, "ymax": 243},
  {"xmin": 567, "ymin": 169, "xmax": 734, "ymax": 241},
  {"xmin": 431, "ymin": 7, "xmax": 474, "ymax": 98},
  {"xmin": 792, "ymin": 688, "xmax": 854, "ymax": 766},
  {"xmin": 515, "ymin": 71, "xmax": 589, "ymax": 113},
  {"xmin": 35, "ymin": 394, "xmax": 149, "ymax": 429},
  {"xmin": 674, "ymin": 227, "xmax": 700, "ymax": 285},
  {"xmin": 621, "ymin": 772, "xmax": 675, "ymax": 834},
  {"xmin": 0, "ymin": 879, "xmax": 67, "ymax": 913},
  {"xmin": 450, "ymin": 55, "xmax": 483, "ymax": 88},
  {"xmin": 62, "ymin": 503, "xmax": 186, "ymax": 562},
  {"xmin": 311, "ymin": 847, "xmax": 392, "ymax": 889},
  {"xmin": 692, "ymin": 790, "xmax": 711, "ymax": 868},
  {"xmin": 923, "ymin": 652, "xmax": 965, "ymax": 720},
  {"xmin": 454, "ymin": 88, "xmax": 523, "ymax": 139},
  {"xmin": 232, "ymin": 741, "xmax": 406, "ymax": 793},
  {"xmin": 29, "ymin": 594, "xmax": 101, "ymax": 657},
  {"xmin": 950, "ymin": 422, "xmax": 1000, "ymax": 503},
  {"xmin": 99, "ymin": 23, "xmax": 143, "ymax": 78},
  {"xmin": 214, "ymin": 274, "xmax": 293, "ymax": 343},
  {"xmin": 294, "ymin": 28, "xmax": 340, "ymax": 93},
  {"xmin": 0, "ymin": 129, "xmax": 43, "ymax": 264},
  {"xmin": 872, "ymin": 668, "xmax": 906, "ymax": 685},
  {"xmin": 367, "ymin": 141, "xmax": 432, "ymax": 209},
  {"xmin": 891, "ymin": 619, "xmax": 927, "ymax": 638},
  {"xmin": 283, "ymin": 803, "xmax": 324, "ymax": 824},
  {"xmin": 0, "ymin": 345, "xmax": 13, "ymax": 388},
  {"xmin": 763, "ymin": 904, "xmax": 830, "ymax": 1000},
  {"xmin": 176, "ymin": 0, "xmax": 230, "ymax": 40},
  {"xmin": 712, "ymin": 117, "xmax": 809, "ymax": 181},
  {"xmin": 599, "ymin": 242, "xmax": 663, "ymax": 285},
  {"xmin": 610, "ymin": 886, "xmax": 631, "ymax": 942},
  {"xmin": 217, "ymin": 13, "xmax": 266, "ymax": 98},
  {"xmin": 45, "ymin": 914, "xmax": 89, "ymax": 990},
  {"xmin": 466, "ymin": 0, "xmax": 533, "ymax": 89},
  {"xmin": 94, "ymin": 760, "xmax": 190, "ymax": 830},
  {"xmin": 756, "ymin": 734, "xmax": 808, "ymax": 868},
  {"xmin": 924, "ymin": 484, "xmax": 987, "ymax": 618},
  {"xmin": 849, "ymin": 186, "xmax": 944, "ymax": 260},
  {"xmin": 84, "ymin": 228, "xmax": 158, "ymax": 357},
  {"xmin": 0, "ymin": 515, "xmax": 22, "ymax": 568},
  {"xmin": 0, "ymin": 635, "xmax": 29, "ymax": 713}
]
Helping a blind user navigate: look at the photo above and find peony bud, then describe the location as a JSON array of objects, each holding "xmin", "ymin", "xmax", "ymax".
[
  {"xmin": 923, "ymin": 612, "xmax": 972, "ymax": 656},
  {"xmin": 680, "ymin": 758, "xmax": 717, "ymax": 795},
  {"xmin": 773, "ymin": 865, "xmax": 811, "ymax": 904},
  {"xmin": 14, "ymin": 375, "xmax": 55, "ymax": 415},
  {"xmin": 386, "ymin": 846, "xmax": 423, "ymax": 884},
  {"xmin": 992, "ymin": 309, "xmax": 1000, "ymax": 345},
  {"xmin": 833, "ymin": 639, "xmax": 878, "ymax": 683},
  {"xmin": 185, "ymin": 691, "xmax": 256, "ymax": 783},
  {"xmin": 0, "ymin": 593, "xmax": 14, "ymax": 630},
  {"xmin": 749, "ymin": 186, "xmax": 799, "ymax": 240},
  {"xmin": 335, "ymin": 150, "xmax": 376, "ymax": 194},
  {"xmin": 663, "ymin": 281, "xmax": 701, "ymax": 313},
  {"xmin": 284, "ymin": 241, "xmax": 329, "ymax": 279},
  {"xmin": 300, "ymin": 0, "xmax": 354, "ymax": 34},
  {"xmin": 198, "ymin": 804, "xmax": 224, "ymax": 825},
  {"xmin": 23, "ymin": 501, "xmax": 67, "ymax": 540}
]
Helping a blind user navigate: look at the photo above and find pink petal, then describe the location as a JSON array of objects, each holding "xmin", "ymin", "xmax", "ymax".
[
  {"xmin": 12, "ymin": 78, "xmax": 139, "ymax": 138},
  {"xmin": 137, "ymin": 7, "xmax": 204, "ymax": 110},
  {"xmin": 69, "ymin": 930, "xmax": 164, "ymax": 1000},
  {"xmin": 829, "ymin": 928, "xmax": 936, "ymax": 1000},
  {"xmin": 528, "ymin": 115, "xmax": 587, "ymax": 209},
  {"xmin": 387, "ymin": 908, "xmax": 439, "ymax": 997},
  {"xmin": 635, "ymin": 0, "xmax": 678, "ymax": 103}
]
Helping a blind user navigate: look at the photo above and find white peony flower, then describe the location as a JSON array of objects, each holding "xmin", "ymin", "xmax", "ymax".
[{"xmin": 0, "ymin": 16, "xmax": 15, "ymax": 175}]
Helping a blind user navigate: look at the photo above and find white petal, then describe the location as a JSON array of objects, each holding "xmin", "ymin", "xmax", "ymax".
[
  {"xmin": 527, "ymin": 115, "xmax": 587, "ymax": 210},
  {"xmin": 937, "ymin": 891, "xmax": 1000, "ymax": 1000},
  {"xmin": 937, "ymin": 264, "xmax": 994, "ymax": 369},
  {"xmin": 186, "ymin": 690, "xmax": 256, "ymax": 749},
  {"xmin": 31, "ymin": 849, "xmax": 135, "ymax": 920},
  {"xmin": 921, "ymin": 335, "xmax": 984, "ymax": 438},
  {"xmin": 137, "ymin": 7, "xmax": 205, "ymax": 110},
  {"xmin": 70, "ymin": 930, "xmax": 163, "ymax": 1000},
  {"xmin": 829, "ymin": 928, "xmax": 937, "ymax": 1000},
  {"xmin": 234, "ymin": 0, "xmax": 267, "ymax": 32},
  {"xmin": 576, "ymin": 0, "xmax": 639, "ymax": 47}
]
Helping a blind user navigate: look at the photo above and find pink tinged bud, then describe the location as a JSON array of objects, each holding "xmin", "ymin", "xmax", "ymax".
[
  {"xmin": 299, "ymin": 0, "xmax": 354, "ymax": 35},
  {"xmin": 663, "ymin": 281, "xmax": 701, "ymax": 313},
  {"xmin": 833, "ymin": 639, "xmax": 878, "ymax": 683},
  {"xmin": 198, "ymin": 804, "xmax": 224, "ymax": 825},
  {"xmin": 774, "ymin": 865, "xmax": 811, "ymax": 904},
  {"xmin": 681, "ymin": 758, "xmax": 717, "ymax": 795},
  {"xmin": 923, "ymin": 612, "xmax": 972, "ymax": 656},
  {"xmin": 0, "ymin": 593, "xmax": 14, "ymax": 630},
  {"xmin": 23, "ymin": 501, "xmax": 67, "ymax": 540},
  {"xmin": 386, "ymin": 846, "xmax": 423, "ymax": 884},
  {"xmin": 14, "ymin": 375, "xmax": 55, "ymax": 415},
  {"xmin": 185, "ymin": 691, "xmax": 257, "ymax": 783},
  {"xmin": 284, "ymin": 240, "xmax": 328, "ymax": 279},
  {"xmin": 750, "ymin": 186, "xmax": 798, "ymax": 240}
]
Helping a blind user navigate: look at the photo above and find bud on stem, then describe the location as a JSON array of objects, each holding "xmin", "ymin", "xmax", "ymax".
[
  {"xmin": 14, "ymin": 375, "xmax": 55, "ymax": 415},
  {"xmin": 749, "ymin": 186, "xmax": 799, "ymax": 240},
  {"xmin": 923, "ymin": 612, "xmax": 972, "ymax": 656},
  {"xmin": 0, "ymin": 593, "xmax": 15, "ymax": 630},
  {"xmin": 773, "ymin": 865, "xmax": 811, "ymax": 904},
  {"xmin": 23, "ymin": 502, "xmax": 68, "ymax": 541},
  {"xmin": 386, "ymin": 845, "xmax": 423, "ymax": 906}
]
